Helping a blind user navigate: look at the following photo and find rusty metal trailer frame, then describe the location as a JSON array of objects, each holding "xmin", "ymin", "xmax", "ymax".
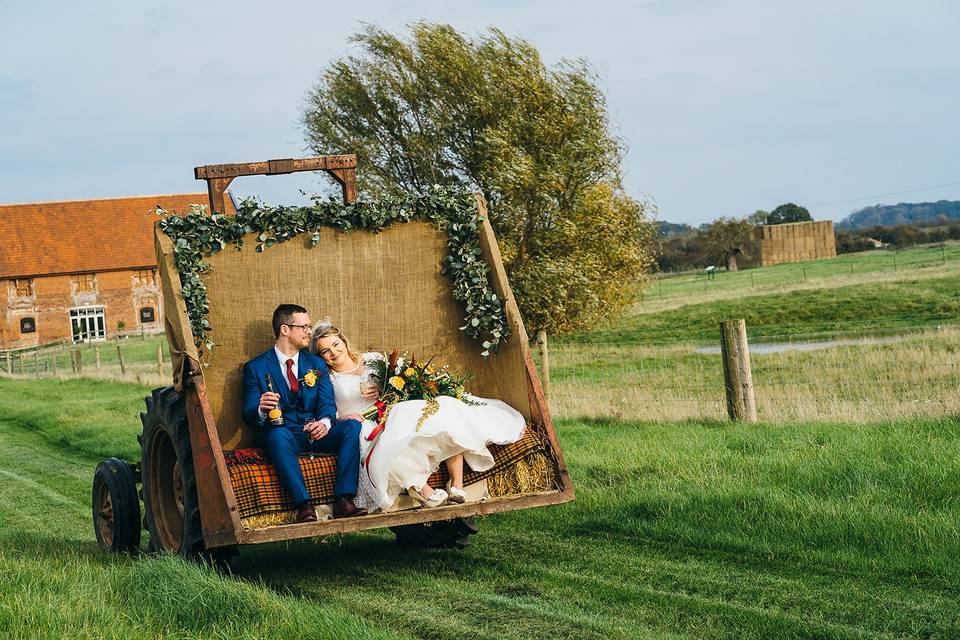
[{"xmin": 175, "ymin": 155, "xmax": 574, "ymax": 548}]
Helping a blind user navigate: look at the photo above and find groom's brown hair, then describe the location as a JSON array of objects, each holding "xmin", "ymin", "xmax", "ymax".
[{"xmin": 272, "ymin": 304, "xmax": 308, "ymax": 338}]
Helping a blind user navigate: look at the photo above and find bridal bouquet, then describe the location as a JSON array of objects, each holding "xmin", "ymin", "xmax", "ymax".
[{"xmin": 362, "ymin": 350, "xmax": 482, "ymax": 431}]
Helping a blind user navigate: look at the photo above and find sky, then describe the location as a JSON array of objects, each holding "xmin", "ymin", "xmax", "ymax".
[{"xmin": 1, "ymin": 0, "xmax": 958, "ymax": 225}]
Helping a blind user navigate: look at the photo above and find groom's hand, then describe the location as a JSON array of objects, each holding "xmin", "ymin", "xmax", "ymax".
[
  {"xmin": 304, "ymin": 420, "xmax": 329, "ymax": 441},
  {"xmin": 258, "ymin": 392, "xmax": 280, "ymax": 413}
]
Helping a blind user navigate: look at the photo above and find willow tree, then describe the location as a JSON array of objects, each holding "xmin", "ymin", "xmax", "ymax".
[{"xmin": 303, "ymin": 23, "xmax": 654, "ymax": 336}]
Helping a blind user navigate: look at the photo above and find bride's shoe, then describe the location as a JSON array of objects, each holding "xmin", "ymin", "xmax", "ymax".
[
  {"xmin": 408, "ymin": 486, "xmax": 448, "ymax": 508},
  {"xmin": 446, "ymin": 481, "xmax": 467, "ymax": 504}
]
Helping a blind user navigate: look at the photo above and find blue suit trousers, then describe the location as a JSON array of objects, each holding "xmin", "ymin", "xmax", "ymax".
[{"xmin": 257, "ymin": 419, "xmax": 362, "ymax": 506}]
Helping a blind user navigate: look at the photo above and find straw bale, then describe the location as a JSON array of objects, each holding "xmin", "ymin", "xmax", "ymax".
[{"xmin": 487, "ymin": 450, "xmax": 556, "ymax": 496}]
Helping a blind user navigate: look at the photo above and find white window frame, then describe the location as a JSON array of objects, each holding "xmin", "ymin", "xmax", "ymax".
[{"xmin": 69, "ymin": 306, "xmax": 107, "ymax": 343}]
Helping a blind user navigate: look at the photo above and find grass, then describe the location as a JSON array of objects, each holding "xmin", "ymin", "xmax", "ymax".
[
  {"xmin": 652, "ymin": 242, "xmax": 960, "ymax": 307},
  {"xmin": 548, "ymin": 326, "xmax": 960, "ymax": 424},
  {"xmin": 2, "ymin": 244, "xmax": 959, "ymax": 637},
  {"xmin": 578, "ymin": 274, "xmax": 960, "ymax": 346},
  {"xmin": 1, "ymin": 333, "xmax": 171, "ymax": 385},
  {"xmin": 542, "ymin": 243, "xmax": 960, "ymax": 423},
  {"xmin": 1, "ymin": 377, "xmax": 959, "ymax": 638}
]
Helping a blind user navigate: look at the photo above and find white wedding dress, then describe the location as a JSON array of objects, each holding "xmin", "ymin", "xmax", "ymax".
[{"xmin": 329, "ymin": 353, "xmax": 526, "ymax": 512}]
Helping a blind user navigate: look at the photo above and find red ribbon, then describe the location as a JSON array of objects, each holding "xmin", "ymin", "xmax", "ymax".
[{"xmin": 365, "ymin": 422, "xmax": 385, "ymax": 442}]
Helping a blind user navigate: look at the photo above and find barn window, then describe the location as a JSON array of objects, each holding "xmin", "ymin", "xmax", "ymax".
[
  {"xmin": 140, "ymin": 307, "xmax": 156, "ymax": 323},
  {"xmin": 134, "ymin": 269, "xmax": 157, "ymax": 286},
  {"xmin": 14, "ymin": 278, "xmax": 34, "ymax": 297},
  {"xmin": 20, "ymin": 317, "xmax": 36, "ymax": 334},
  {"xmin": 69, "ymin": 306, "xmax": 106, "ymax": 343},
  {"xmin": 73, "ymin": 273, "xmax": 96, "ymax": 293}
]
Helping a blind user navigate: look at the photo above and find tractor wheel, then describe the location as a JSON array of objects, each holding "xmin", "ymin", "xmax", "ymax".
[
  {"xmin": 92, "ymin": 457, "xmax": 141, "ymax": 553},
  {"xmin": 139, "ymin": 386, "xmax": 206, "ymax": 559},
  {"xmin": 391, "ymin": 517, "xmax": 479, "ymax": 550}
]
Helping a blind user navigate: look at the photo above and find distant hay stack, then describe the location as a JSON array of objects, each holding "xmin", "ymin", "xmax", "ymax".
[{"xmin": 759, "ymin": 220, "xmax": 836, "ymax": 267}]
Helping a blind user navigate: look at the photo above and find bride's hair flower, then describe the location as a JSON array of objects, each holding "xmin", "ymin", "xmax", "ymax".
[{"xmin": 389, "ymin": 375, "xmax": 406, "ymax": 391}]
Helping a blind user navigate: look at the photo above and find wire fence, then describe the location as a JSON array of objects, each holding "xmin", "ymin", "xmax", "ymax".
[
  {"xmin": 4, "ymin": 317, "xmax": 957, "ymax": 425},
  {"xmin": 539, "ymin": 321, "xmax": 960, "ymax": 424},
  {"xmin": 0, "ymin": 334, "xmax": 172, "ymax": 386}
]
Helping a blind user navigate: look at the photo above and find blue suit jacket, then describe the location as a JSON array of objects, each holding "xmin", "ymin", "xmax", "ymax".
[{"xmin": 241, "ymin": 348, "xmax": 337, "ymax": 433}]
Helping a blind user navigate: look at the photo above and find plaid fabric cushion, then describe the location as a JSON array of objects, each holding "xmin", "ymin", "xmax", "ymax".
[
  {"xmin": 225, "ymin": 427, "xmax": 545, "ymax": 519},
  {"xmin": 425, "ymin": 428, "xmax": 543, "ymax": 489}
]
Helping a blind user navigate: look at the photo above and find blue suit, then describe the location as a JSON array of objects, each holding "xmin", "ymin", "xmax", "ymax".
[{"xmin": 241, "ymin": 348, "xmax": 361, "ymax": 505}]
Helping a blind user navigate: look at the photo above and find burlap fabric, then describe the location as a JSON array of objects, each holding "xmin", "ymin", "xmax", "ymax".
[{"xmin": 156, "ymin": 200, "xmax": 532, "ymax": 450}]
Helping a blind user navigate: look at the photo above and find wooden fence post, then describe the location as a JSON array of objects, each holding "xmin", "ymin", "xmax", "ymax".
[
  {"xmin": 34, "ymin": 348, "xmax": 40, "ymax": 378},
  {"xmin": 537, "ymin": 329, "xmax": 550, "ymax": 399},
  {"xmin": 116, "ymin": 343, "xmax": 127, "ymax": 376},
  {"xmin": 74, "ymin": 349, "xmax": 83, "ymax": 374},
  {"xmin": 4, "ymin": 352, "xmax": 10, "ymax": 374},
  {"xmin": 95, "ymin": 347, "xmax": 101, "ymax": 372},
  {"xmin": 156, "ymin": 344, "xmax": 164, "ymax": 377},
  {"xmin": 19, "ymin": 352, "xmax": 25, "ymax": 374},
  {"xmin": 719, "ymin": 319, "xmax": 757, "ymax": 422},
  {"xmin": 51, "ymin": 351, "xmax": 57, "ymax": 376}
]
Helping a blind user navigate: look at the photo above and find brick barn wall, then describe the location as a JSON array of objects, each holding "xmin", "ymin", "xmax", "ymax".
[
  {"xmin": 0, "ymin": 269, "xmax": 163, "ymax": 350},
  {"xmin": 759, "ymin": 220, "xmax": 837, "ymax": 267}
]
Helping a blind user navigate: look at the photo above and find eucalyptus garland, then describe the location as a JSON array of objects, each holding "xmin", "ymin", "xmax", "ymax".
[{"xmin": 158, "ymin": 185, "xmax": 510, "ymax": 357}]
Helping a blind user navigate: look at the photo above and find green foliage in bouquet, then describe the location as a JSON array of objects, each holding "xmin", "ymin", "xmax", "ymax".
[
  {"xmin": 363, "ymin": 351, "xmax": 484, "ymax": 431},
  {"xmin": 366, "ymin": 351, "xmax": 484, "ymax": 407}
]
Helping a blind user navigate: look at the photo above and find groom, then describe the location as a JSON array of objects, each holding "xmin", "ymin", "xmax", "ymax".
[{"xmin": 241, "ymin": 304, "xmax": 366, "ymax": 522}]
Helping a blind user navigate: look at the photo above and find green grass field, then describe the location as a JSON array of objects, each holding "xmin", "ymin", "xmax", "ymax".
[
  {"xmin": 1, "ymin": 378, "xmax": 959, "ymax": 638},
  {"xmin": 3, "ymin": 244, "xmax": 959, "ymax": 637},
  {"xmin": 653, "ymin": 242, "xmax": 960, "ymax": 304}
]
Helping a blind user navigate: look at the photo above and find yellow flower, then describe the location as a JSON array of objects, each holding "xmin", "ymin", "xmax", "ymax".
[
  {"xmin": 302, "ymin": 370, "xmax": 317, "ymax": 387},
  {"xmin": 389, "ymin": 376, "xmax": 405, "ymax": 390},
  {"xmin": 404, "ymin": 367, "xmax": 416, "ymax": 377}
]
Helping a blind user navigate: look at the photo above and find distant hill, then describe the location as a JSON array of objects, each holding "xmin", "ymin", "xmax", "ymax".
[{"xmin": 837, "ymin": 200, "xmax": 960, "ymax": 230}]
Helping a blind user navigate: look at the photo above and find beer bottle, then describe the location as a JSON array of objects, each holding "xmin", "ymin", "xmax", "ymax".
[{"xmin": 265, "ymin": 373, "xmax": 284, "ymax": 427}]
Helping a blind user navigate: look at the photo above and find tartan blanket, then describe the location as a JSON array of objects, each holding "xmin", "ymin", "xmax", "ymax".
[{"xmin": 224, "ymin": 428, "xmax": 544, "ymax": 519}]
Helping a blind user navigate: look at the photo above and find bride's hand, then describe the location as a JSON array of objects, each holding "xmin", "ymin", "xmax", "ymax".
[{"xmin": 360, "ymin": 381, "xmax": 379, "ymax": 401}]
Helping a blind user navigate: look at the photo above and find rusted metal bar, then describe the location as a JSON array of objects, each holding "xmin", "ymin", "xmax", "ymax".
[
  {"xmin": 183, "ymin": 360, "xmax": 242, "ymax": 549},
  {"xmin": 195, "ymin": 155, "xmax": 358, "ymax": 213}
]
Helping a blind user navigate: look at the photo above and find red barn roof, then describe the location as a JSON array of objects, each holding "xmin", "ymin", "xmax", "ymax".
[{"xmin": 0, "ymin": 193, "xmax": 236, "ymax": 279}]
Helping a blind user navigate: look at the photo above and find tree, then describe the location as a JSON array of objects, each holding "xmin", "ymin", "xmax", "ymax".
[
  {"xmin": 767, "ymin": 203, "xmax": 812, "ymax": 225},
  {"xmin": 701, "ymin": 217, "xmax": 757, "ymax": 271},
  {"xmin": 747, "ymin": 209, "xmax": 769, "ymax": 225},
  {"xmin": 302, "ymin": 23, "xmax": 655, "ymax": 336}
]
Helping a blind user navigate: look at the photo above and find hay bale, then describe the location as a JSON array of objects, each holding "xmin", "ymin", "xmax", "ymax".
[{"xmin": 487, "ymin": 450, "xmax": 556, "ymax": 497}]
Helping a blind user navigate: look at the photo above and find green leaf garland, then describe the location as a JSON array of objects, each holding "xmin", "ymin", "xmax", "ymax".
[{"xmin": 158, "ymin": 186, "xmax": 510, "ymax": 357}]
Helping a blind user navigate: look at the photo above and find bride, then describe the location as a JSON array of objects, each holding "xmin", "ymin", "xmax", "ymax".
[{"xmin": 309, "ymin": 320, "xmax": 526, "ymax": 512}]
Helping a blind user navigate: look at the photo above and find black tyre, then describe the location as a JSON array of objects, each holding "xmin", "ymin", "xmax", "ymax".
[
  {"xmin": 139, "ymin": 386, "xmax": 205, "ymax": 558},
  {"xmin": 391, "ymin": 517, "xmax": 479, "ymax": 550},
  {"xmin": 92, "ymin": 457, "xmax": 141, "ymax": 553}
]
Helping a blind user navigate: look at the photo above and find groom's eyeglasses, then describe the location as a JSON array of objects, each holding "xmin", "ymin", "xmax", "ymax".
[{"xmin": 284, "ymin": 323, "xmax": 313, "ymax": 332}]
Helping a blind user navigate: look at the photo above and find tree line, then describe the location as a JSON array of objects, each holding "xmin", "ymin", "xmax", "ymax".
[
  {"xmin": 656, "ymin": 203, "xmax": 812, "ymax": 272},
  {"xmin": 658, "ymin": 207, "xmax": 960, "ymax": 273}
]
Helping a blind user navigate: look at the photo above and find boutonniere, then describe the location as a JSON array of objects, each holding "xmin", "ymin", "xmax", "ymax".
[{"xmin": 300, "ymin": 369, "xmax": 320, "ymax": 388}]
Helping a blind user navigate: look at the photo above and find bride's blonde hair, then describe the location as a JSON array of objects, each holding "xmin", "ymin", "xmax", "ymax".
[{"xmin": 310, "ymin": 318, "xmax": 361, "ymax": 364}]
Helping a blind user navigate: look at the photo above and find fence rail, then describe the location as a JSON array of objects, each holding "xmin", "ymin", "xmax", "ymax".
[{"xmin": 0, "ymin": 334, "xmax": 171, "ymax": 384}]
